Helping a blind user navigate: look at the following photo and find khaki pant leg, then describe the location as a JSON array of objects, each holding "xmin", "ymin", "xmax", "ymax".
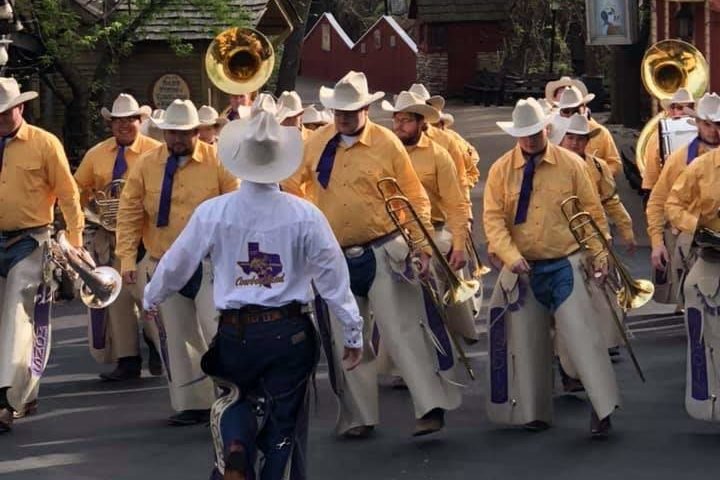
[
  {"xmin": 672, "ymin": 232, "xmax": 696, "ymax": 305},
  {"xmin": 194, "ymin": 259, "xmax": 218, "ymax": 344},
  {"xmin": 0, "ymin": 246, "xmax": 46, "ymax": 410},
  {"xmin": 652, "ymin": 228, "xmax": 676, "ymax": 304},
  {"xmin": 554, "ymin": 255, "xmax": 621, "ymax": 420},
  {"xmin": 486, "ymin": 269, "xmax": 554, "ymax": 426},
  {"xmin": 683, "ymin": 257, "xmax": 720, "ymax": 422}
]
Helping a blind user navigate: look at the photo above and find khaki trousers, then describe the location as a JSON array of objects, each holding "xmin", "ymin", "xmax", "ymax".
[
  {"xmin": 0, "ymin": 239, "xmax": 49, "ymax": 411},
  {"xmin": 139, "ymin": 256, "xmax": 217, "ymax": 412},
  {"xmin": 653, "ymin": 228, "xmax": 696, "ymax": 306},
  {"xmin": 487, "ymin": 253, "xmax": 620, "ymax": 425},
  {"xmin": 682, "ymin": 254, "xmax": 720, "ymax": 422},
  {"xmin": 87, "ymin": 228, "xmax": 142, "ymax": 363},
  {"xmin": 330, "ymin": 239, "xmax": 462, "ymax": 435}
]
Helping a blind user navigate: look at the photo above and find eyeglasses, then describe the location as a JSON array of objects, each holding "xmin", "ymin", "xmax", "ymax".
[
  {"xmin": 669, "ymin": 104, "xmax": 689, "ymax": 111},
  {"xmin": 392, "ymin": 116, "xmax": 418, "ymax": 126}
]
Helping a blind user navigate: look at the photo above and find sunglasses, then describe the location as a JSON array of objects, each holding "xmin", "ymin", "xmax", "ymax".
[{"xmin": 560, "ymin": 107, "xmax": 582, "ymax": 116}]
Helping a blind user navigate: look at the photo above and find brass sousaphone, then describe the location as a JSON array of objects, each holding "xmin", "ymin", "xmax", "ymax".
[{"xmin": 636, "ymin": 40, "xmax": 708, "ymax": 175}]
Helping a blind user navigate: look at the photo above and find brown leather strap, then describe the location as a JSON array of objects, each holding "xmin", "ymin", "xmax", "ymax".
[{"xmin": 220, "ymin": 303, "xmax": 305, "ymax": 328}]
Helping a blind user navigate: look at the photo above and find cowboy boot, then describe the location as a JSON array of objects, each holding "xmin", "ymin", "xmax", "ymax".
[
  {"xmin": 590, "ymin": 410, "xmax": 612, "ymax": 438},
  {"xmin": 0, "ymin": 407, "xmax": 13, "ymax": 433},
  {"xmin": 99, "ymin": 356, "xmax": 142, "ymax": 381},
  {"xmin": 413, "ymin": 408, "xmax": 445, "ymax": 437}
]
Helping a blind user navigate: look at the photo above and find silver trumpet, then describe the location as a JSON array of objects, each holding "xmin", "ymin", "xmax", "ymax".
[{"xmin": 47, "ymin": 231, "xmax": 122, "ymax": 309}]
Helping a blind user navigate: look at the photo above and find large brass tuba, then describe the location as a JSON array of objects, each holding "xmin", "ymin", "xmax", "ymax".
[
  {"xmin": 85, "ymin": 179, "xmax": 125, "ymax": 232},
  {"xmin": 636, "ymin": 40, "xmax": 708, "ymax": 175}
]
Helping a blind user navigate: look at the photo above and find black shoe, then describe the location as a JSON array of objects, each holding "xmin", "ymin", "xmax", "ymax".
[
  {"xmin": 608, "ymin": 346, "xmax": 621, "ymax": 357},
  {"xmin": 413, "ymin": 408, "xmax": 445, "ymax": 436},
  {"xmin": 144, "ymin": 332, "xmax": 163, "ymax": 376},
  {"xmin": 591, "ymin": 411, "xmax": 611, "ymax": 438},
  {"xmin": 562, "ymin": 375, "xmax": 586, "ymax": 393},
  {"xmin": 342, "ymin": 425, "xmax": 375, "ymax": 439},
  {"xmin": 99, "ymin": 356, "xmax": 142, "ymax": 382},
  {"xmin": 0, "ymin": 407, "xmax": 13, "ymax": 433},
  {"xmin": 168, "ymin": 409, "xmax": 210, "ymax": 426},
  {"xmin": 523, "ymin": 420, "xmax": 551, "ymax": 432}
]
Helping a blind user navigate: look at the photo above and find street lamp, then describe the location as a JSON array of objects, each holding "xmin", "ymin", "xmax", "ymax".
[{"xmin": 548, "ymin": 0, "xmax": 560, "ymax": 74}]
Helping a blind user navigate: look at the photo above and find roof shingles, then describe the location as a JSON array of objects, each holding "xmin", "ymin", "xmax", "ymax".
[{"xmin": 412, "ymin": 0, "xmax": 507, "ymax": 23}]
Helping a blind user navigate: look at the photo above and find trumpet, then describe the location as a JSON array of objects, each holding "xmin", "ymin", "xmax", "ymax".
[
  {"xmin": 560, "ymin": 196, "xmax": 649, "ymax": 382},
  {"xmin": 47, "ymin": 231, "xmax": 122, "ymax": 309},
  {"xmin": 85, "ymin": 179, "xmax": 125, "ymax": 232},
  {"xmin": 377, "ymin": 177, "xmax": 479, "ymax": 379}
]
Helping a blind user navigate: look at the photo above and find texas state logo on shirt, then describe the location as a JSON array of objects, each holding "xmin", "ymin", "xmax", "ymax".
[{"xmin": 236, "ymin": 242, "xmax": 285, "ymax": 288}]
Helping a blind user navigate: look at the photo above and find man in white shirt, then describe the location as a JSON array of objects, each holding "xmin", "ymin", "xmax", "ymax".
[{"xmin": 143, "ymin": 110, "xmax": 363, "ymax": 480}]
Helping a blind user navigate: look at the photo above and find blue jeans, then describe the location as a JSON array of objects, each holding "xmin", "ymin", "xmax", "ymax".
[
  {"xmin": 528, "ymin": 258, "xmax": 574, "ymax": 313},
  {"xmin": 0, "ymin": 236, "xmax": 38, "ymax": 278},
  {"xmin": 214, "ymin": 315, "xmax": 318, "ymax": 480}
]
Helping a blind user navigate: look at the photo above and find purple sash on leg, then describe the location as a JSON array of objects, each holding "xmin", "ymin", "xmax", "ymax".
[
  {"xmin": 420, "ymin": 286, "xmax": 453, "ymax": 371},
  {"xmin": 31, "ymin": 285, "xmax": 52, "ymax": 378},
  {"xmin": 687, "ymin": 308, "xmax": 709, "ymax": 401},
  {"xmin": 90, "ymin": 308, "xmax": 107, "ymax": 350},
  {"xmin": 489, "ymin": 307, "xmax": 508, "ymax": 404}
]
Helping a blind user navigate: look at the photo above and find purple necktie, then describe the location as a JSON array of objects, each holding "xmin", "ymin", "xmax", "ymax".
[
  {"xmin": 686, "ymin": 137, "xmax": 700, "ymax": 165},
  {"xmin": 156, "ymin": 155, "xmax": 180, "ymax": 227},
  {"xmin": 0, "ymin": 136, "xmax": 8, "ymax": 171},
  {"xmin": 227, "ymin": 109, "xmax": 239, "ymax": 121},
  {"xmin": 316, "ymin": 133, "xmax": 342, "ymax": 189},
  {"xmin": 112, "ymin": 145, "xmax": 127, "ymax": 181},
  {"xmin": 514, "ymin": 155, "xmax": 538, "ymax": 225}
]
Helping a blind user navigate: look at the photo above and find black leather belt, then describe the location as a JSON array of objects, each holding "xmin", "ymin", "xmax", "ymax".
[
  {"xmin": 220, "ymin": 302, "xmax": 307, "ymax": 327},
  {"xmin": 342, "ymin": 230, "xmax": 398, "ymax": 259}
]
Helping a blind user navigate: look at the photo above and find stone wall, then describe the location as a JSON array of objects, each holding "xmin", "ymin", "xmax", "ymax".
[{"xmin": 416, "ymin": 51, "xmax": 448, "ymax": 95}]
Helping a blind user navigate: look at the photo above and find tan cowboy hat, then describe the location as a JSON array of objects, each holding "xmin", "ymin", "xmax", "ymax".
[
  {"xmin": 217, "ymin": 110, "xmax": 303, "ymax": 183},
  {"xmin": 302, "ymin": 105, "xmax": 329, "ymax": 125},
  {"xmin": 408, "ymin": 83, "xmax": 445, "ymax": 111},
  {"xmin": 439, "ymin": 112, "xmax": 454, "ymax": 128},
  {"xmin": 0, "ymin": 77, "xmax": 37, "ymax": 114},
  {"xmin": 684, "ymin": 92, "xmax": 720, "ymax": 122},
  {"xmin": 381, "ymin": 91, "xmax": 440, "ymax": 123},
  {"xmin": 319, "ymin": 71, "xmax": 384, "ymax": 111},
  {"xmin": 152, "ymin": 99, "xmax": 200, "ymax": 130},
  {"xmin": 554, "ymin": 86, "xmax": 595, "ymax": 109},
  {"xmin": 497, "ymin": 97, "xmax": 551, "ymax": 137},
  {"xmin": 565, "ymin": 113, "xmax": 601, "ymax": 137},
  {"xmin": 140, "ymin": 109, "xmax": 165, "ymax": 141},
  {"xmin": 276, "ymin": 90, "xmax": 310, "ymax": 122},
  {"xmin": 545, "ymin": 76, "xmax": 589, "ymax": 102},
  {"xmin": 547, "ymin": 113, "xmax": 570, "ymax": 145},
  {"xmin": 197, "ymin": 105, "xmax": 228, "ymax": 127},
  {"xmin": 660, "ymin": 87, "xmax": 695, "ymax": 111},
  {"xmin": 101, "ymin": 93, "xmax": 151, "ymax": 120}
]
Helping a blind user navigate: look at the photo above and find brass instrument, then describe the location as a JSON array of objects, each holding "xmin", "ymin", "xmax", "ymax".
[
  {"xmin": 636, "ymin": 40, "xmax": 708, "ymax": 175},
  {"xmin": 85, "ymin": 179, "xmax": 125, "ymax": 232},
  {"xmin": 465, "ymin": 231, "xmax": 491, "ymax": 280},
  {"xmin": 377, "ymin": 177, "xmax": 479, "ymax": 379},
  {"xmin": 47, "ymin": 231, "xmax": 122, "ymax": 309},
  {"xmin": 560, "ymin": 196, "xmax": 648, "ymax": 382}
]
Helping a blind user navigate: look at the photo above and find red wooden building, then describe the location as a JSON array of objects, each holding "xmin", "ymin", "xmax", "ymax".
[{"xmin": 300, "ymin": 13, "xmax": 418, "ymax": 94}]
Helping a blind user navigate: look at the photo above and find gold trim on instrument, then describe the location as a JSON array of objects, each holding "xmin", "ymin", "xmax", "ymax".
[
  {"xmin": 205, "ymin": 27, "xmax": 275, "ymax": 95},
  {"xmin": 85, "ymin": 179, "xmax": 125, "ymax": 232}
]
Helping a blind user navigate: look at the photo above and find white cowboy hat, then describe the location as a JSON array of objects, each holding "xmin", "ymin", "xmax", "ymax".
[
  {"xmin": 141, "ymin": 109, "xmax": 165, "ymax": 141},
  {"xmin": 252, "ymin": 93, "xmax": 278, "ymax": 116},
  {"xmin": 545, "ymin": 76, "xmax": 589, "ymax": 102},
  {"xmin": 198, "ymin": 105, "xmax": 227, "ymax": 127},
  {"xmin": 380, "ymin": 91, "xmax": 440, "ymax": 123},
  {"xmin": 537, "ymin": 98, "xmax": 555, "ymax": 116},
  {"xmin": 276, "ymin": 90, "xmax": 309, "ymax": 122},
  {"xmin": 497, "ymin": 97, "xmax": 551, "ymax": 137},
  {"xmin": 439, "ymin": 112, "xmax": 454, "ymax": 128},
  {"xmin": 319, "ymin": 71, "xmax": 384, "ymax": 111},
  {"xmin": 565, "ymin": 113, "xmax": 601, "ymax": 137},
  {"xmin": 684, "ymin": 92, "xmax": 720, "ymax": 122},
  {"xmin": 408, "ymin": 83, "xmax": 445, "ymax": 111},
  {"xmin": 152, "ymin": 99, "xmax": 200, "ymax": 131},
  {"xmin": 101, "ymin": 93, "xmax": 151, "ymax": 120},
  {"xmin": 217, "ymin": 110, "xmax": 303, "ymax": 183},
  {"xmin": 547, "ymin": 113, "xmax": 570, "ymax": 145},
  {"xmin": 554, "ymin": 86, "xmax": 595, "ymax": 109},
  {"xmin": 302, "ymin": 105, "xmax": 329, "ymax": 125},
  {"xmin": 660, "ymin": 87, "xmax": 695, "ymax": 111},
  {"xmin": 0, "ymin": 77, "xmax": 37, "ymax": 114}
]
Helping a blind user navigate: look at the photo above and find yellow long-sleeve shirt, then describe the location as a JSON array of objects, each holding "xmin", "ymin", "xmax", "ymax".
[
  {"xmin": 645, "ymin": 141, "xmax": 711, "ymax": 248},
  {"xmin": 115, "ymin": 141, "xmax": 239, "ymax": 272},
  {"xmin": 425, "ymin": 125, "xmax": 470, "ymax": 190},
  {"xmin": 641, "ymin": 128, "xmax": 662, "ymax": 190},
  {"xmin": 0, "ymin": 121, "xmax": 84, "ymax": 246},
  {"xmin": 407, "ymin": 134, "xmax": 469, "ymax": 251},
  {"xmin": 446, "ymin": 128, "xmax": 481, "ymax": 187},
  {"xmin": 587, "ymin": 119, "xmax": 621, "ymax": 176},
  {"xmin": 483, "ymin": 143, "xmax": 607, "ymax": 268},
  {"xmin": 283, "ymin": 120, "xmax": 433, "ymax": 248},
  {"xmin": 74, "ymin": 134, "xmax": 162, "ymax": 205},
  {"xmin": 584, "ymin": 154, "xmax": 635, "ymax": 244},
  {"xmin": 666, "ymin": 148, "xmax": 720, "ymax": 234}
]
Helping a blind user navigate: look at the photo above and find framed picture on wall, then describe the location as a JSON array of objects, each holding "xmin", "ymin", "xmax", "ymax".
[{"xmin": 585, "ymin": 0, "xmax": 638, "ymax": 45}]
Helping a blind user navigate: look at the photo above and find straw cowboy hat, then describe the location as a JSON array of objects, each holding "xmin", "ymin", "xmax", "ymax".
[
  {"xmin": 302, "ymin": 105, "xmax": 330, "ymax": 125},
  {"xmin": 198, "ymin": 105, "xmax": 228, "ymax": 127},
  {"xmin": 497, "ymin": 97, "xmax": 551, "ymax": 137},
  {"xmin": 545, "ymin": 76, "xmax": 589, "ymax": 102},
  {"xmin": 0, "ymin": 77, "xmax": 38, "ymax": 114},
  {"xmin": 152, "ymin": 99, "xmax": 201, "ymax": 130},
  {"xmin": 408, "ymin": 83, "xmax": 445, "ymax": 111},
  {"xmin": 101, "ymin": 93, "xmax": 151, "ymax": 120},
  {"xmin": 381, "ymin": 91, "xmax": 440, "ymax": 123},
  {"xmin": 217, "ymin": 110, "xmax": 303, "ymax": 184},
  {"xmin": 554, "ymin": 86, "xmax": 595, "ymax": 109},
  {"xmin": 319, "ymin": 71, "xmax": 384, "ymax": 111},
  {"xmin": 276, "ymin": 90, "xmax": 309, "ymax": 122},
  {"xmin": 684, "ymin": 92, "xmax": 720, "ymax": 122},
  {"xmin": 660, "ymin": 87, "xmax": 695, "ymax": 111}
]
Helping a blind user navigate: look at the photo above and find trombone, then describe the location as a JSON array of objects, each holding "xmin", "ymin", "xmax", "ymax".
[
  {"xmin": 560, "ymin": 196, "xmax": 650, "ymax": 382},
  {"xmin": 376, "ymin": 177, "xmax": 479, "ymax": 379}
]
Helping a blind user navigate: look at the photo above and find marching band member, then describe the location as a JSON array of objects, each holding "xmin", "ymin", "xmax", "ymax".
[
  {"xmin": 665, "ymin": 120, "xmax": 720, "ymax": 422},
  {"xmin": 276, "ymin": 90, "xmax": 310, "ymax": 138},
  {"xmin": 75, "ymin": 93, "xmax": 163, "ymax": 381},
  {"xmin": 143, "ymin": 110, "xmax": 363, "ymax": 480},
  {"xmin": 433, "ymin": 111, "xmax": 482, "ymax": 188},
  {"xmin": 555, "ymin": 86, "xmax": 622, "ymax": 176},
  {"xmin": 0, "ymin": 78, "xmax": 84, "ymax": 433},
  {"xmin": 116, "ymin": 99, "xmax": 239, "ymax": 426},
  {"xmin": 646, "ymin": 93, "xmax": 720, "ymax": 305},
  {"xmin": 302, "ymin": 105, "xmax": 331, "ymax": 131},
  {"xmin": 545, "ymin": 76, "xmax": 589, "ymax": 104},
  {"xmin": 641, "ymin": 88, "xmax": 695, "ymax": 192},
  {"xmin": 484, "ymin": 98, "xmax": 620, "ymax": 437},
  {"xmin": 197, "ymin": 105, "xmax": 228, "ymax": 145},
  {"xmin": 284, "ymin": 71, "xmax": 462, "ymax": 438},
  {"xmin": 223, "ymin": 91, "xmax": 256, "ymax": 121},
  {"xmin": 140, "ymin": 108, "xmax": 165, "ymax": 142}
]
